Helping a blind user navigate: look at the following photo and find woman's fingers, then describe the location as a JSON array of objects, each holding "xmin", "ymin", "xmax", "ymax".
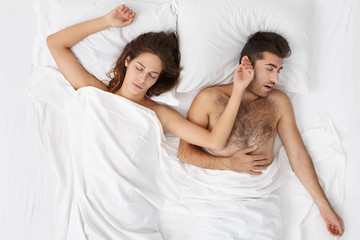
[{"xmin": 117, "ymin": 5, "xmax": 135, "ymax": 18}]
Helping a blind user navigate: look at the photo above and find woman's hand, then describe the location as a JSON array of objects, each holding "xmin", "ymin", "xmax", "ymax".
[
  {"xmin": 105, "ymin": 5, "xmax": 136, "ymax": 28},
  {"xmin": 233, "ymin": 56, "xmax": 254, "ymax": 93}
]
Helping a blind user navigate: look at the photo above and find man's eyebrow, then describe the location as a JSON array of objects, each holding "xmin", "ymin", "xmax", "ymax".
[
  {"xmin": 136, "ymin": 61, "xmax": 160, "ymax": 74},
  {"xmin": 265, "ymin": 63, "xmax": 283, "ymax": 70}
]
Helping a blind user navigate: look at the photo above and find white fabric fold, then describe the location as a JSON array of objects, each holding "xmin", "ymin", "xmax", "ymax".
[
  {"xmin": 158, "ymin": 136, "xmax": 293, "ymax": 239},
  {"xmin": 158, "ymin": 113, "xmax": 345, "ymax": 240},
  {"xmin": 65, "ymin": 87, "xmax": 165, "ymax": 240},
  {"xmin": 276, "ymin": 113, "xmax": 345, "ymax": 240},
  {"xmin": 27, "ymin": 67, "xmax": 345, "ymax": 240}
]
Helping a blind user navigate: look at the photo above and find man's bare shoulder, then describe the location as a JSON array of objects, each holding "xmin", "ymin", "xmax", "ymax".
[
  {"xmin": 268, "ymin": 89, "xmax": 294, "ymax": 119},
  {"xmin": 268, "ymin": 89, "xmax": 291, "ymax": 105},
  {"xmin": 195, "ymin": 84, "xmax": 231, "ymax": 102},
  {"xmin": 188, "ymin": 84, "xmax": 231, "ymax": 118}
]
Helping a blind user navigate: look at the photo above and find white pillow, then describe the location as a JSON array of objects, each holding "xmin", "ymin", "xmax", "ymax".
[
  {"xmin": 34, "ymin": 0, "xmax": 177, "ymax": 84},
  {"xmin": 175, "ymin": 0, "xmax": 313, "ymax": 94}
]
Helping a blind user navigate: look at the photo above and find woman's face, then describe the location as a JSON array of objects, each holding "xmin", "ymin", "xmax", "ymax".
[{"xmin": 124, "ymin": 52, "xmax": 163, "ymax": 96}]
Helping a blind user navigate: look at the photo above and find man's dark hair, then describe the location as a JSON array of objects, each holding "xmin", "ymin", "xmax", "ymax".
[{"xmin": 240, "ymin": 31, "xmax": 291, "ymax": 64}]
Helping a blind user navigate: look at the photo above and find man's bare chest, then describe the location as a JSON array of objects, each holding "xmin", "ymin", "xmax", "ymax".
[{"xmin": 210, "ymin": 96, "xmax": 278, "ymax": 150}]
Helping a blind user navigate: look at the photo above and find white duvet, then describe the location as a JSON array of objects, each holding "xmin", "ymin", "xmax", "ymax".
[
  {"xmin": 65, "ymin": 87, "xmax": 165, "ymax": 240},
  {"xmin": 158, "ymin": 138, "xmax": 291, "ymax": 239},
  {"xmin": 28, "ymin": 67, "xmax": 345, "ymax": 240},
  {"xmin": 158, "ymin": 113, "xmax": 345, "ymax": 240}
]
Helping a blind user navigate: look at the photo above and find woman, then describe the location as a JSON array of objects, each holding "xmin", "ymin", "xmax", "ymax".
[{"xmin": 46, "ymin": 4, "xmax": 254, "ymax": 152}]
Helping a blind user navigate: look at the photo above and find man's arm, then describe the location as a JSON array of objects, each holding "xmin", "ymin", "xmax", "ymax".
[
  {"xmin": 177, "ymin": 87, "xmax": 270, "ymax": 175},
  {"xmin": 178, "ymin": 141, "xmax": 268, "ymax": 175},
  {"xmin": 277, "ymin": 92, "xmax": 344, "ymax": 237}
]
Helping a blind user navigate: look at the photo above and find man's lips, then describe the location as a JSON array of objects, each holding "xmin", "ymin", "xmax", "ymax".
[
  {"xmin": 264, "ymin": 84, "xmax": 275, "ymax": 91},
  {"xmin": 264, "ymin": 84, "xmax": 275, "ymax": 89}
]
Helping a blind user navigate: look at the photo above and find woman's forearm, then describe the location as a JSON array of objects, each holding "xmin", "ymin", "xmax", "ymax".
[
  {"xmin": 208, "ymin": 89, "xmax": 243, "ymax": 151},
  {"xmin": 45, "ymin": 5, "xmax": 134, "ymax": 91},
  {"xmin": 207, "ymin": 63, "xmax": 253, "ymax": 151}
]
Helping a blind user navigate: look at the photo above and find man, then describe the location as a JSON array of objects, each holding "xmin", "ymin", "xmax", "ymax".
[{"xmin": 178, "ymin": 31, "xmax": 344, "ymax": 237}]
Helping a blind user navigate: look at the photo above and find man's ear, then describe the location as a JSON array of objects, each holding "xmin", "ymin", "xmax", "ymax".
[{"xmin": 125, "ymin": 56, "xmax": 131, "ymax": 67}]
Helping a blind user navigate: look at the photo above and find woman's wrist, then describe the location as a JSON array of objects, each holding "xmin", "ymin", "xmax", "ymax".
[
  {"xmin": 231, "ymin": 86, "xmax": 244, "ymax": 99},
  {"xmin": 99, "ymin": 15, "xmax": 113, "ymax": 29}
]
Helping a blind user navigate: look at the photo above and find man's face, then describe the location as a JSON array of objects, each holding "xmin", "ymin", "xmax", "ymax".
[{"xmin": 246, "ymin": 51, "xmax": 283, "ymax": 98}]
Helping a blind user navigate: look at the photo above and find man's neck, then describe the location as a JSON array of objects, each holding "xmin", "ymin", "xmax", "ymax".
[
  {"xmin": 242, "ymin": 90, "xmax": 261, "ymax": 102},
  {"xmin": 229, "ymin": 83, "xmax": 260, "ymax": 102}
]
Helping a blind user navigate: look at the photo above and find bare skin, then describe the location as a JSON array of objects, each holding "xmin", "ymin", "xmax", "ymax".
[
  {"xmin": 178, "ymin": 51, "xmax": 344, "ymax": 237},
  {"xmin": 46, "ymin": 5, "xmax": 254, "ymax": 153}
]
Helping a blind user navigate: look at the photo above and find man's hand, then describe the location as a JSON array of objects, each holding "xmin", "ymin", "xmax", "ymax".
[
  {"xmin": 225, "ymin": 146, "xmax": 271, "ymax": 175},
  {"xmin": 320, "ymin": 206, "xmax": 345, "ymax": 237},
  {"xmin": 105, "ymin": 5, "xmax": 136, "ymax": 28}
]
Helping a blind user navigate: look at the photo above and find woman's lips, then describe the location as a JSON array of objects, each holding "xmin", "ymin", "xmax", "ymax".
[{"xmin": 132, "ymin": 82, "xmax": 143, "ymax": 89}]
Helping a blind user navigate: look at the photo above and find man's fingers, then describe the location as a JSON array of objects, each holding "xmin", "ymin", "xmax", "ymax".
[
  {"xmin": 327, "ymin": 224, "xmax": 335, "ymax": 235},
  {"xmin": 329, "ymin": 225, "xmax": 337, "ymax": 236},
  {"xmin": 253, "ymin": 159, "xmax": 271, "ymax": 168},
  {"xmin": 122, "ymin": 7, "xmax": 129, "ymax": 14},
  {"xmin": 251, "ymin": 155, "xmax": 268, "ymax": 162},
  {"xmin": 253, "ymin": 166, "xmax": 268, "ymax": 171},
  {"xmin": 246, "ymin": 170, "xmax": 262, "ymax": 176},
  {"xmin": 340, "ymin": 218, "xmax": 345, "ymax": 234},
  {"xmin": 333, "ymin": 226, "xmax": 338, "ymax": 235}
]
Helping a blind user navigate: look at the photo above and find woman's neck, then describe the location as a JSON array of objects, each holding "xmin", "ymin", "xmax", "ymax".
[{"xmin": 115, "ymin": 87, "xmax": 147, "ymax": 106}]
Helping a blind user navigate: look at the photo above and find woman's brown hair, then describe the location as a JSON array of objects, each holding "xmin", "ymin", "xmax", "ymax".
[{"xmin": 107, "ymin": 32, "xmax": 181, "ymax": 97}]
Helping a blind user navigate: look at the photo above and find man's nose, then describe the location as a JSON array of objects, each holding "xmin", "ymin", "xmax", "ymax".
[{"xmin": 271, "ymin": 73, "xmax": 279, "ymax": 83}]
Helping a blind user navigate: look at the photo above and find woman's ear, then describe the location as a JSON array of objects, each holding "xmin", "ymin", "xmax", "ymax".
[{"xmin": 125, "ymin": 56, "xmax": 131, "ymax": 67}]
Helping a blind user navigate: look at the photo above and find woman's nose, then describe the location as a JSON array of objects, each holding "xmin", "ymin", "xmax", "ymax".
[{"xmin": 138, "ymin": 73, "xmax": 146, "ymax": 83}]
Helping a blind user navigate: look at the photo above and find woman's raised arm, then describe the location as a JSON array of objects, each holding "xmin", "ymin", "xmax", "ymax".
[{"xmin": 46, "ymin": 5, "xmax": 135, "ymax": 91}]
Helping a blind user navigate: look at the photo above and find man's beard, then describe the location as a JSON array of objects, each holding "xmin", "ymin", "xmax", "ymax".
[{"xmin": 246, "ymin": 78, "xmax": 269, "ymax": 98}]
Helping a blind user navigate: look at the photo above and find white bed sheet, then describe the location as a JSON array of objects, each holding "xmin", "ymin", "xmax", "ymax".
[{"xmin": 0, "ymin": 0, "xmax": 359, "ymax": 240}]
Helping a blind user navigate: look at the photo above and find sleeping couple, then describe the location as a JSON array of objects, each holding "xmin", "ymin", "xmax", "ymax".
[{"xmin": 47, "ymin": 4, "xmax": 344, "ymax": 239}]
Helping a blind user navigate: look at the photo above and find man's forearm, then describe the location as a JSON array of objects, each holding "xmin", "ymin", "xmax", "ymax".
[
  {"xmin": 178, "ymin": 139, "xmax": 229, "ymax": 170},
  {"xmin": 290, "ymin": 152, "xmax": 332, "ymax": 209}
]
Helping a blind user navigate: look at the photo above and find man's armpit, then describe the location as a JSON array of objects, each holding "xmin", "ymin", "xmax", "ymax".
[{"xmin": 187, "ymin": 89, "xmax": 215, "ymax": 128}]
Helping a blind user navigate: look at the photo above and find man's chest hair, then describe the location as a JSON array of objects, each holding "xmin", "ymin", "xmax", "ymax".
[{"xmin": 212, "ymin": 96, "xmax": 278, "ymax": 148}]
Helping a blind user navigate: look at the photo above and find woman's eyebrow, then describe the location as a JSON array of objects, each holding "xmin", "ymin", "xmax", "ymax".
[{"xmin": 136, "ymin": 61, "xmax": 160, "ymax": 74}]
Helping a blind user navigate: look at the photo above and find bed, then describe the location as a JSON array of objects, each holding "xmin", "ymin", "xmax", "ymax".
[{"xmin": 0, "ymin": 0, "xmax": 359, "ymax": 239}]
